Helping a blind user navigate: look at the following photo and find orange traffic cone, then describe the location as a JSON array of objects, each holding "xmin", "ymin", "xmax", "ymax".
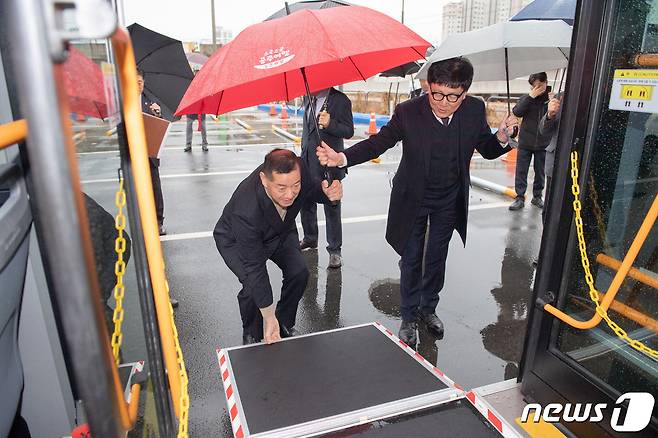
[
  {"xmin": 269, "ymin": 103, "xmax": 277, "ymax": 116},
  {"xmin": 280, "ymin": 102, "xmax": 289, "ymax": 119},
  {"xmin": 502, "ymin": 147, "xmax": 517, "ymax": 164},
  {"xmin": 365, "ymin": 112, "xmax": 377, "ymax": 136}
]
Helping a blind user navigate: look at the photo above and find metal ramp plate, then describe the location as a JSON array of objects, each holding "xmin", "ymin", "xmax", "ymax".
[
  {"xmin": 318, "ymin": 399, "xmax": 504, "ymax": 437},
  {"xmin": 216, "ymin": 323, "xmax": 463, "ymax": 438}
]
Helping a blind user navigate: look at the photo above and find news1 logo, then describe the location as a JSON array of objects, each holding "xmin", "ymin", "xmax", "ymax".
[{"xmin": 521, "ymin": 392, "xmax": 655, "ymax": 432}]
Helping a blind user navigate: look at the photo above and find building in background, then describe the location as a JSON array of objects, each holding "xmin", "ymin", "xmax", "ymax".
[
  {"xmin": 442, "ymin": 2, "xmax": 465, "ymax": 40},
  {"xmin": 442, "ymin": 0, "xmax": 534, "ymax": 40}
]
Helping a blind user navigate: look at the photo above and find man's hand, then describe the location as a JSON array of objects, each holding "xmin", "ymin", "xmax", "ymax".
[
  {"xmin": 547, "ymin": 97, "xmax": 561, "ymax": 119},
  {"xmin": 149, "ymin": 102, "xmax": 161, "ymax": 115},
  {"xmin": 529, "ymin": 83, "xmax": 547, "ymax": 98},
  {"xmin": 263, "ymin": 316, "xmax": 281, "ymax": 344},
  {"xmin": 316, "ymin": 141, "xmax": 342, "ymax": 167},
  {"xmin": 322, "ymin": 180, "xmax": 343, "ymax": 202},
  {"xmin": 260, "ymin": 305, "xmax": 281, "ymax": 344},
  {"xmin": 496, "ymin": 115, "xmax": 519, "ymax": 143},
  {"xmin": 318, "ymin": 110, "xmax": 330, "ymax": 129}
]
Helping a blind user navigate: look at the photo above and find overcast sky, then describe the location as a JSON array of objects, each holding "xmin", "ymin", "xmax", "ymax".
[{"xmin": 122, "ymin": 0, "xmax": 450, "ymax": 45}]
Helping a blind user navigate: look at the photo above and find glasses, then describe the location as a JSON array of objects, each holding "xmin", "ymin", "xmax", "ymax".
[{"xmin": 430, "ymin": 90, "xmax": 464, "ymax": 103}]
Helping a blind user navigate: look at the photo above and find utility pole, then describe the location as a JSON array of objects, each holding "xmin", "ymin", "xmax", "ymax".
[
  {"xmin": 211, "ymin": 0, "xmax": 217, "ymax": 50},
  {"xmin": 401, "ymin": 0, "xmax": 405, "ymax": 23}
]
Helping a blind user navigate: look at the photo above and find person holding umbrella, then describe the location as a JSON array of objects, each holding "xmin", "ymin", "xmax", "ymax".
[
  {"xmin": 317, "ymin": 58, "xmax": 519, "ymax": 346},
  {"xmin": 299, "ymin": 88, "xmax": 354, "ymax": 269},
  {"xmin": 508, "ymin": 72, "xmax": 552, "ymax": 211},
  {"xmin": 137, "ymin": 69, "xmax": 166, "ymax": 235},
  {"xmin": 214, "ymin": 149, "xmax": 343, "ymax": 345},
  {"xmin": 184, "ymin": 69, "xmax": 209, "ymax": 153}
]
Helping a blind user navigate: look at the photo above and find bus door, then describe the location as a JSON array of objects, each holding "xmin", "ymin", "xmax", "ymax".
[{"xmin": 522, "ymin": 0, "xmax": 658, "ymax": 436}]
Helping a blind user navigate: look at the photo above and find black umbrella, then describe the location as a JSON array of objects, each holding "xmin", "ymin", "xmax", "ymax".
[
  {"xmin": 264, "ymin": 0, "xmax": 351, "ymax": 21},
  {"xmin": 379, "ymin": 61, "xmax": 421, "ymax": 78},
  {"xmin": 128, "ymin": 23, "xmax": 194, "ymax": 121}
]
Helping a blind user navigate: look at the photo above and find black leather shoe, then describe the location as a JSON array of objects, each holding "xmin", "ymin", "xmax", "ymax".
[
  {"xmin": 299, "ymin": 240, "xmax": 318, "ymax": 250},
  {"xmin": 280, "ymin": 325, "xmax": 299, "ymax": 338},
  {"xmin": 531, "ymin": 197, "xmax": 544, "ymax": 209},
  {"xmin": 183, "ymin": 145, "xmax": 192, "ymax": 152},
  {"xmin": 509, "ymin": 197, "xmax": 525, "ymax": 211},
  {"xmin": 328, "ymin": 253, "xmax": 342, "ymax": 269},
  {"xmin": 398, "ymin": 320, "xmax": 418, "ymax": 346},
  {"xmin": 419, "ymin": 313, "xmax": 444, "ymax": 339},
  {"xmin": 242, "ymin": 333, "xmax": 259, "ymax": 345}
]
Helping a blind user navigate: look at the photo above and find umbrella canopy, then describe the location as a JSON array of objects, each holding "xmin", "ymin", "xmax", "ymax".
[
  {"xmin": 416, "ymin": 20, "xmax": 572, "ymax": 82},
  {"xmin": 186, "ymin": 52, "xmax": 209, "ymax": 71},
  {"xmin": 128, "ymin": 23, "xmax": 194, "ymax": 121},
  {"xmin": 379, "ymin": 61, "xmax": 421, "ymax": 78},
  {"xmin": 264, "ymin": 0, "xmax": 351, "ymax": 21},
  {"xmin": 63, "ymin": 47, "xmax": 108, "ymax": 119},
  {"xmin": 510, "ymin": 0, "xmax": 576, "ymax": 26},
  {"xmin": 176, "ymin": 6, "xmax": 430, "ymax": 116}
]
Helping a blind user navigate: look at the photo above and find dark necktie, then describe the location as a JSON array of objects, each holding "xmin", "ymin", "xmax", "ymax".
[{"xmin": 441, "ymin": 117, "xmax": 450, "ymax": 126}]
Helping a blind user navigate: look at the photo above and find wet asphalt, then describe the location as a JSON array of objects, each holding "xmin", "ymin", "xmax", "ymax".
[{"xmin": 77, "ymin": 109, "xmax": 542, "ymax": 437}]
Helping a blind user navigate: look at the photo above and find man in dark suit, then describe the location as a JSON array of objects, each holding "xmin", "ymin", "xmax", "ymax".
[
  {"xmin": 300, "ymin": 88, "xmax": 354, "ymax": 269},
  {"xmin": 317, "ymin": 58, "xmax": 518, "ymax": 346},
  {"xmin": 137, "ymin": 69, "xmax": 166, "ymax": 235},
  {"xmin": 214, "ymin": 149, "xmax": 343, "ymax": 345},
  {"xmin": 509, "ymin": 72, "xmax": 552, "ymax": 211}
]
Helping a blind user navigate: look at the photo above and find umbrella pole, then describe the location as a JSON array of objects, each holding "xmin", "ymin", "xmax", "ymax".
[
  {"xmin": 504, "ymin": 48, "xmax": 518, "ymax": 138},
  {"xmin": 300, "ymin": 67, "xmax": 332, "ymax": 182},
  {"xmin": 558, "ymin": 68, "xmax": 566, "ymax": 94},
  {"xmin": 504, "ymin": 48, "xmax": 511, "ymax": 115}
]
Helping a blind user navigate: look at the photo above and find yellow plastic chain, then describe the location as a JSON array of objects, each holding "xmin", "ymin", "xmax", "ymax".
[
  {"xmin": 165, "ymin": 278, "xmax": 190, "ymax": 437},
  {"xmin": 111, "ymin": 178, "xmax": 128, "ymax": 364},
  {"xmin": 570, "ymin": 151, "xmax": 658, "ymax": 358}
]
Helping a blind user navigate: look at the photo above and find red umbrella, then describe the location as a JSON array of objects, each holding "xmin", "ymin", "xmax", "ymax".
[
  {"xmin": 63, "ymin": 47, "xmax": 108, "ymax": 119},
  {"xmin": 175, "ymin": 5, "xmax": 430, "ymax": 116}
]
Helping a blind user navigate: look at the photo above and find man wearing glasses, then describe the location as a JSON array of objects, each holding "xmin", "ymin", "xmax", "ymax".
[{"xmin": 317, "ymin": 58, "xmax": 518, "ymax": 346}]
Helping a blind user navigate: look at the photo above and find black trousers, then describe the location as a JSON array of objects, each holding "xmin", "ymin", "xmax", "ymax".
[
  {"xmin": 514, "ymin": 149, "xmax": 546, "ymax": 199},
  {"xmin": 220, "ymin": 231, "xmax": 309, "ymax": 340},
  {"xmin": 399, "ymin": 192, "xmax": 458, "ymax": 322},
  {"xmin": 149, "ymin": 157, "xmax": 164, "ymax": 225},
  {"xmin": 300, "ymin": 199, "xmax": 342, "ymax": 254}
]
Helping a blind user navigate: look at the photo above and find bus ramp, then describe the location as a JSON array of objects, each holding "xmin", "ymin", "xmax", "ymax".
[{"xmin": 216, "ymin": 323, "xmax": 521, "ymax": 437}]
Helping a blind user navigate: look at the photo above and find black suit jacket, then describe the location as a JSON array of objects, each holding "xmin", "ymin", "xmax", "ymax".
[
  {"xmin": 344, "ymin": 95, "xmax": 511, "ymax": 255},
  {"xmin": 301, "ymin": 88, "xmax": 354, "ymax": 180},
  {"xmin": 214, "ymin": 163, "xmax": 330, "ymax": 308}
]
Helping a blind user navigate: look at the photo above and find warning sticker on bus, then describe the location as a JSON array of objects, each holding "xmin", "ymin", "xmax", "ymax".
[{"xmin": 609, "ymin": 69, "xmax": 658, "ymax": 113}]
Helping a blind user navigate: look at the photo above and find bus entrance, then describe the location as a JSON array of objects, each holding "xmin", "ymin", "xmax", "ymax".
[{"xmin": 522, "ymin": 0, "xmax": 658, "ymax": 436}]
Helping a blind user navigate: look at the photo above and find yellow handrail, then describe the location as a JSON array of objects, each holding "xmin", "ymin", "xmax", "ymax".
[
  {"xmin": 110, "ymin": 28, "xmax": 184, "ymax": 419},
  {"xmin": 0, "ymin": 119, "xmax": 27, "ymax": 149},
  {"xmin": 596, "ymin": 253, "xmax": 658, "ymax": 290},
  {"xmin": 544, "ymin": 195, "xmax": 658, "ymax": 329}
]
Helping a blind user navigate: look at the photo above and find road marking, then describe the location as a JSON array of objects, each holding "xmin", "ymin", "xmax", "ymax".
[
  {"xmin": 82, "ymin": 169, "xmax": 253, "ymax": 184},
  {"xmin": 160, "ymin": 202, "xmax": 510, "ymax": 242},
  {"xmin": 76, "ymin": 141, "xmax": 297, "ymax": 156}
]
